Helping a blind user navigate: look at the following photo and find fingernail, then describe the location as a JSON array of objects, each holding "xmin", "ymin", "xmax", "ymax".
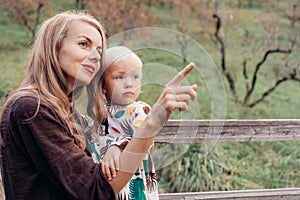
[{"xmin": 192, "ymin": 84, "xmax": 198, "ymax": 91}]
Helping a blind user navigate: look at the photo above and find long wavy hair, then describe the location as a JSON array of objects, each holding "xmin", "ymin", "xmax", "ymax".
[{"xmin": 2, "ymin": 11, "xmax": 106, "ymax": 149}]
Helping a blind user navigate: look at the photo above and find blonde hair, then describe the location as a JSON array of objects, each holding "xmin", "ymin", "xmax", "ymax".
[
  {"xmin": 4, "ymin": 11, "xmax": 106, "ymax": 149},
  {"xmin": 105, "ymin": 46, "xmax": 142, "ymax": 69}
]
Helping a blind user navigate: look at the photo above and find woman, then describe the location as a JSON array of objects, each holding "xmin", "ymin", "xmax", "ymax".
[{"xmin": 0, "ymin": 10, "xmax": 197, "ymax": 200}]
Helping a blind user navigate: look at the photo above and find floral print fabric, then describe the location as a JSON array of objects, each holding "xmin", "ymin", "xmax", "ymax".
[{"xmin": 89, "ymin": 101, "xmax": 159, "ymax": 200}]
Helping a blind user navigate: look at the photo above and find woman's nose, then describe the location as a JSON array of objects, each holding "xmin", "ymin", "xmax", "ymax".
[{"xmin": 88, "ymin": 48, "xmax": 101, "ymax": 63}]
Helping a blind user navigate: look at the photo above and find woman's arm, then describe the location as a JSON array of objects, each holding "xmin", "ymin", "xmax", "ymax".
[
  {"xmin": 108, "ymin": 63, "xmax": 197, "ymax": 194},
  {"xmin": 7, "ymin": 95, "xmax": 115, "ymax": 199}
]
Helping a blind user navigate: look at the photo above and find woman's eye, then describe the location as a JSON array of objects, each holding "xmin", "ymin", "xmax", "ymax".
[{"xmin": 79, "ymin": 42, "xmax": 87, "ymax": 48}]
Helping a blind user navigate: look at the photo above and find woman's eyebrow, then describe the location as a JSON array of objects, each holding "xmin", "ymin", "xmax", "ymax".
[
  {"xmin": 77, "ymin": 35, "xmax": 102, "ymax": 50},
  {"xmin": 77, "ymin": 35, "xmax": 91, "ymax": 41}
]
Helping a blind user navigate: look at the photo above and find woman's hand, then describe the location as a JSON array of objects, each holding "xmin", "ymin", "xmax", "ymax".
[
  {"xmin": 152, "ymin": 63, "xmax": 197, "ymax": 124},
  {"xmin": 133, "ymin": 63, "xmax": 197, "ymax": 140},
  {"xmin": 101, "ymin": 145, "xmax": 121, "ymax": 181}
]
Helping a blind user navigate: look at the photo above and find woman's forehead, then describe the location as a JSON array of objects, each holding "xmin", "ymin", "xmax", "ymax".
[{"xmin": 65, "ymin": 21, "xmax": 102, "ymax": 44}]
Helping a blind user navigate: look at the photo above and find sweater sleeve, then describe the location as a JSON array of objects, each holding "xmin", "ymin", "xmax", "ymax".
[{"xmin": 10, "ymin": 96, "xmax": 115, "ymax": 199}]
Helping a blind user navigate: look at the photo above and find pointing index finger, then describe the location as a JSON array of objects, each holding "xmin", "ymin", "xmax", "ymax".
[{"xmin": 167, "ymin": 63, "xmax": 195, "ymax": 87}]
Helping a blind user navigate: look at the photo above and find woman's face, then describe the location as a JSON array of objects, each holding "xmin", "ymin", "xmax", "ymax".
[{"xmin": 58, "ymin": 20, "xmax": 102, "ymax": 89}]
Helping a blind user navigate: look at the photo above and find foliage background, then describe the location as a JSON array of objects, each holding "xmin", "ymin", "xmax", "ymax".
[{"xmin": 0, "ymin": 0, "xmax": 300, "ymax": 198}]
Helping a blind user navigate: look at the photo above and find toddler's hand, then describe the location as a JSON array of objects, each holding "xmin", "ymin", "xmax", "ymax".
[{"xmin": 101, "ymin": 145, "xmax": 121, "ymax": 180}]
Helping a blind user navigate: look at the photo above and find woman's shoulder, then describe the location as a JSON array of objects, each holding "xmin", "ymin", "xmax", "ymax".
[
  {"xmin": 3, "ymin": 90, "xmax": 52, "ymax": 121},
  {"xmin": 5, "ymin": 90, "xmax": 39, "ymax": 110}
]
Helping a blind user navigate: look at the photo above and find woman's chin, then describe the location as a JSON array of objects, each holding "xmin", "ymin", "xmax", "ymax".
[{"xmin": 73, "ymin": 78, "xmax": 92, "ymax": 88}]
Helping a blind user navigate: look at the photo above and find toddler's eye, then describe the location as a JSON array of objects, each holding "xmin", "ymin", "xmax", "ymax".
[
  {"xmin": 134, "ymin": 75, "xmax": 140, "ymax": 79},
  {"xmin": 116, "ymin": 75, "xmax": 124, "ymax": 80}
]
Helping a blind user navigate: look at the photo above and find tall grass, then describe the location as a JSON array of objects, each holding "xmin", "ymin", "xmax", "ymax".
[{"xmin": 156, "ymin": 141, "xmax": 300, "ymax": 193}]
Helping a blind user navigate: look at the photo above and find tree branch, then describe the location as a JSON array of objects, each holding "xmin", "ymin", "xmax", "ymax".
[
  {"xmin": 243, "ymin": 59, "xmax": 250, "ymax": 92},
  {"xmin": 243, "ymin": 47, "xmax": 292, "ymax": 104},
  {"xmin": 249, "ymin": 69, "xmax": 300, "ymax": 107},
  {"xmin": 31, "ymin": 2, "xmax": 44, "ymax": 42},
  {"xmin": 213, "ymin": 13, "xmax": 238, "ymax": 102}
]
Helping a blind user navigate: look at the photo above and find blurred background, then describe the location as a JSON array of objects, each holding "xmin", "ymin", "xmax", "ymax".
[{"xmin": 1, "ymin": 0, "xmax": 300, "ymax": 198}]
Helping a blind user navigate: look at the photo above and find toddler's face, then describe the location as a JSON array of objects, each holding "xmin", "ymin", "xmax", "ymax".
[{"xmin": 103, "ymin": 55, "xmax": 142, "ymax": 105}]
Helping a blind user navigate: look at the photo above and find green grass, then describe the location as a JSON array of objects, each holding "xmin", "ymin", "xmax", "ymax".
[
  {"xmin": 157, "ymin": 140, "xmax": 300, "ymax": 193},
  {"xmin": 0, "ymin": 49, "xmax": 29, "ymax": 109}
]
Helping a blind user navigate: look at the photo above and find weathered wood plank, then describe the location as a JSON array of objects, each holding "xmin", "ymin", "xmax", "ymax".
[
  {"xmin": 155, "ymin": 119, "xmax": 300, "ymax": 143},
  {"xmin": 156, "ymin": 120, "xmax": 300, "ymax": 199},
  {"xmin": 159, "ymin": 188, "xmax": 300, "ymax": 200}
]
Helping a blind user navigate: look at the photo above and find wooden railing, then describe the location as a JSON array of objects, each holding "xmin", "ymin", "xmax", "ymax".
[{"xmin": 156, "ymin": 119, "xmax": 300, "ymax": 200}]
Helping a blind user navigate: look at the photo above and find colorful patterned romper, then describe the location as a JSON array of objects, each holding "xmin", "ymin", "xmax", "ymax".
[{"xmin": 89, "ymin": 101, "xmax": 159, "ymax": 200}]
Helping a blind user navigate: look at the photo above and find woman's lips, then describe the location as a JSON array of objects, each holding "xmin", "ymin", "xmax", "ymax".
[{"xmin": 82, "ymin": 64, "xmax": 95, "ymax": 74}]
